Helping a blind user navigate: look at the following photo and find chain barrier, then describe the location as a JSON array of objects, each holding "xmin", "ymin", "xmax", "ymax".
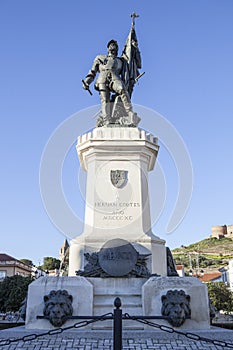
[
  {"xmin": 124, "ymin": 313, "xmax": 233, "ymax": 349},
  {"xmin": 0, "ymin": 312, "xmax": 113, "ymax": 346},
  {"xmin": 1, "ymin": 306, "xmax": 233, "ymax": 349}
]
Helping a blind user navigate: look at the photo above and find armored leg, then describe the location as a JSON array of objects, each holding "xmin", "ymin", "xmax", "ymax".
[
  {"xmin": 111, "ymin": 80, "xmax": 136, "ymax": 124},
  {"xmin": 99, "ymin": 89, "xmax": 112, "ymax": 125},
  {"xmin": 118, "ymin": 89, "xmax": 137, "ymax": 125},
  {"xmin": 112, "ymin": 80, "xmax": 133, "ymax": 114},
  {"xmin": 117, "ymin": 89, "xmax": 141, "ymax": 126},
  {"xmin": 119, "ymin": 89, "xmax": 133, "ymax": 114}
]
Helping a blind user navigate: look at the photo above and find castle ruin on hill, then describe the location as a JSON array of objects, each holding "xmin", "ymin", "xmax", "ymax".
[{"xmin": 212, "ymin": 224, "xmax": 233, "ymax": 239}]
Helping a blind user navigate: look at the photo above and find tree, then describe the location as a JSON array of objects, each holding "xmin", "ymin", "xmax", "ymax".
[
  {"xmin": 0, "ymin": 275, "xmax": 33, "ymax": 312},
  {"xmin": 207, "ymin": 282, "xmax": 233, "ymax": 313},
  {"xmin": 41, "ymin": 257, "xmax": 60, "ymax": 271},
  {"xmin": 20, "ymin": 259, "xmax": 34, "ymax": 266}
]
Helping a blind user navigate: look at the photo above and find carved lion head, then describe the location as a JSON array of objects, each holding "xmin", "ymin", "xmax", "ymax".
[
  {"xmin": 161, "ymin": 289, "xmax": 191, "ymax": 327},
  {"xmin": 43, "ymin": 290, "xmax": 73, "ymax": 327}
]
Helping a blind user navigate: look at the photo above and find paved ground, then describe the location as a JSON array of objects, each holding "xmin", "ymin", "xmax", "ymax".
[
  {"xmin": 0, "ymin": 337, "xmax": 231, "ymax": 349},
  {"xmin": 1, "ymin": 328, "xmax": 233, "ymax": 349}
]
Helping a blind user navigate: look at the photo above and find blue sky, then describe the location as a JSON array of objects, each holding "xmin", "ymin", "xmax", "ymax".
[{"xmin": 1, "ymin": 1, "xmax": 233, "ymax": 265}]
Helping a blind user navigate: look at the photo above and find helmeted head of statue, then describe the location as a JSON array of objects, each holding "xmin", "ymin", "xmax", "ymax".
[{"xmin": 107, "ymin": 39, "xmax": 118, "ymax": 56}]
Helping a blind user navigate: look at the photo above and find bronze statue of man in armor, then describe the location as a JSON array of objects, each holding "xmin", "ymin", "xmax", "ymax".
[{"xmin": 82, "ymin": 14, "xmax": 143, "ymax": 127}]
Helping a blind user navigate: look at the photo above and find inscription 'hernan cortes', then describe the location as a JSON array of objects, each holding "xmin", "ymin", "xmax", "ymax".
[
  {"xmin": 95, "ymin": 201, "xmax": 140, "ymax": 207},
  {"xmin": 95, "ymin": 202, "xmax": 140, "ymax": 221}
]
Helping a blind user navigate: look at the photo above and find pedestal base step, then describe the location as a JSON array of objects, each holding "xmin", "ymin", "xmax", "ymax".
[{"xmin": 87, "ymin": 278, "xmax": 147, "ymax": 329}]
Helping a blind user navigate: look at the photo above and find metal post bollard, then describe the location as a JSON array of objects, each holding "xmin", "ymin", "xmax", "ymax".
[{"xmin": 113, "ymin": 297, "xmax": 122, "ymax": 350}]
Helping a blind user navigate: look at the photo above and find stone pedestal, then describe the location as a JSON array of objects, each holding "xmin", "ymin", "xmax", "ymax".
[
  {"xmin": 143, "ymin": 276, "xmax": 210, "ymax": 330},
  {"xmin": 69, "ymin": 127, "xmax": 167, "ymax": 277},
  {"xmin": 25, "ymin": 276, "xmax": 210, "ymax": 330},
  {"xmin": 25, "ymin": 276, "xmax": 93, "ymax": 329},
  {"xmin": 25, "ymin": 124, "xmax": 212, "ymax": 332}
]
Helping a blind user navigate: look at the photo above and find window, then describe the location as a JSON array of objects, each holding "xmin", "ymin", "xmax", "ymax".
[{"xmin": 0, "ymin": 271, "xmax": 6, "ymax": 279}]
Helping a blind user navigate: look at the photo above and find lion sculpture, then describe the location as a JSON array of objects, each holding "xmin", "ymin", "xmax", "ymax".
[
  {"xmin": 43, "ymin": 290, "xmax": 73, "ymax": 327},
  {"xmin": 161, "ymin": 289, "xmax": 191, "ymax": 327}
]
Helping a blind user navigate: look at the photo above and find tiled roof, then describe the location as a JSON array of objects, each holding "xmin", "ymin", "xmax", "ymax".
[
  {"xmin": 176, "ymin": 265, "xmax": 184, "ymax": 270},
  {"xmin": 196, "ymin": 272, "xmax": 222, "ymax": 282},
  {"xmin": 0, "ymin": 253, "xmax": 17, "ymax": 262}
]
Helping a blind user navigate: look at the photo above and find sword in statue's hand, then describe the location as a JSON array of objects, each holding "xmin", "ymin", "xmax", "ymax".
[
  {"xmin": 135, "ymin": 71, "xmax": 145, "ymax": 83},
  {"xmin": 82, "ymin": 79, "xmax": 93, "ymax": 96}
]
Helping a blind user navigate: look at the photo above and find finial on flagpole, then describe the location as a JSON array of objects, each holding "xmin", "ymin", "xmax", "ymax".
[{"xmin": 131, "ymin": 12, "xmax": 139, "ymax": 27}]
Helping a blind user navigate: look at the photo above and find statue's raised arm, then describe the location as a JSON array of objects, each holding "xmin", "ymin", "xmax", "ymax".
[{"xmin": 82, "ymin": 13, "xmax": 143, "ymax": 127}]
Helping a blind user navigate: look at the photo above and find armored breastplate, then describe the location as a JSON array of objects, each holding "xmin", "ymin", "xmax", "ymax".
[{"xmin": 101, "ymin": 56, "xmax": 121, "ymax": 73}]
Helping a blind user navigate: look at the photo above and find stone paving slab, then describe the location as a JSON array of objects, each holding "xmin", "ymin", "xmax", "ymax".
[{"xmin": 0, "ymin": 327, "xmax": 233, "ymax": 349}]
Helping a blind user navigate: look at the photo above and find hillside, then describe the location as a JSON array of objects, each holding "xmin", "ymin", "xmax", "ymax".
[
  {"xmin": 173, "ymin": 237, "xmax": 233, "ymax": 255},
  {"xmin": 172, "ymin": 237, "xmax": 233, "ymax": 270}
]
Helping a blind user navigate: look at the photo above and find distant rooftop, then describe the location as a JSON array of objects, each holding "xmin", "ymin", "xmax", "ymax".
[
  {"xmin": 176, "ymin": 264, "xmax": 184, "ymax": 270},
  {"xmin": 195, "ymin": 271, "xmax": 222, "ymax": 282},
  {"xmin": 0, "ymin": 253, "xmax": 32, "ymax": 269},
  {"xmin": 0, "ymin": 253, "xmax": 18, "ymax": 262}
]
